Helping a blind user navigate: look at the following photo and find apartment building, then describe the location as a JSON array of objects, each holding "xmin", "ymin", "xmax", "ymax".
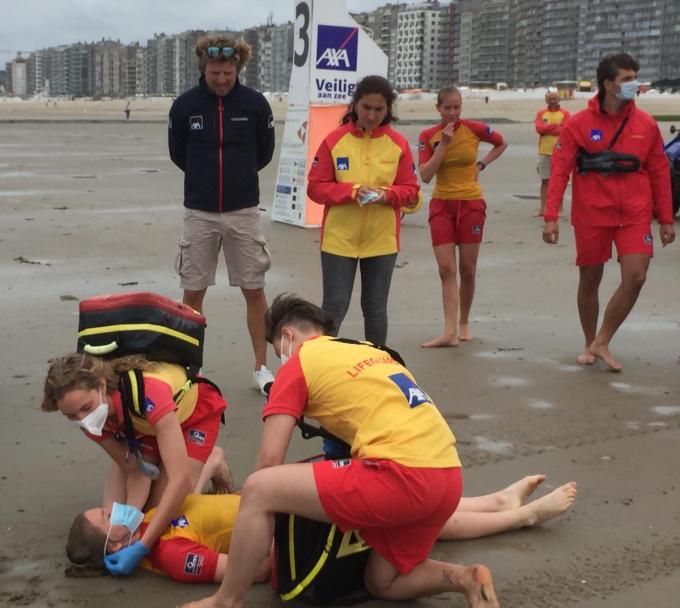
[
  {"xmin": 395, "ymin": 1, "xmax": 454, "ymax": 90},
  {"xmin": 576, "ymin": 0, "xmax": 664, "ymax": 83}
]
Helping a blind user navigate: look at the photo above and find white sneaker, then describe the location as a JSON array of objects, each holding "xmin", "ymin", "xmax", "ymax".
[{"xmin": 253, "ymin": 365, "xmax": 274, "ymax": 396}]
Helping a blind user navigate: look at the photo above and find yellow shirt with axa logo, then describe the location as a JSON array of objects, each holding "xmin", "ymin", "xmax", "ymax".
[
  {"xmin": 307, "ymin": 121, "xmax": 419, "ymax": 258},
  {"xmin": 140, "ymin": 494, "xmax": 240, "ymax": 576},
  {"xmin": 264, "ymin": 336, "xmax": 460, "ymax": 469},
  {"xmin": 418, "ymin": 119, "xmax": 504, "ymax": 200},
  {"xmin": 535, "ymin": 107, "xmax": 570, "ymax": 156}
]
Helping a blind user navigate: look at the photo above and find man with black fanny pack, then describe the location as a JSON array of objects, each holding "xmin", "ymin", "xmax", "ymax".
[{"xmin": 543, "ymin": 53, "xmax": 675, "ymax": 371}]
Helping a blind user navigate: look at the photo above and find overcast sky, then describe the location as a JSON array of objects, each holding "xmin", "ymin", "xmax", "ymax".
[{"xmin": 1, "ymin": 0, "xmax": 422, "ymax": 67}]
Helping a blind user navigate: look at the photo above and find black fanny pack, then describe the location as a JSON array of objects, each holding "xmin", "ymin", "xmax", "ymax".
[
  {"xmin": 576, "ymin": 115, "xmax": 640, "ymax": 175},
  {"xmin": 576, "ymin": 150, "xmax": 641, "ymax": 174}
]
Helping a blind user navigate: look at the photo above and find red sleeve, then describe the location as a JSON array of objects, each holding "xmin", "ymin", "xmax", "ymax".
[
  {"xmin": 307, "ymin": 139, "xmax": 355, "ymax": 206},
  {"xmin": 545, "ymin": 122, "xmax": 579, "ymax": 222},
  {"xmin": 263, "ymin": 354, "xmax": 308, "ymax": 420},
  {"xmin": 417, "ymin": 127, "xmax": 435, "ymax": 166},
  {"xmin": 142, "ymin": 377, "xmax": 177, "ymax": 426},
  {"xmin": 384, "ymin": 132, "xmax": 420, "ymax": 209},
  {"xmin": 645, "ymin": 124, "xmax": 673, "ymax": 224},
  {"xmin": 534, "ymin": 110, "xmax": 557, "ymax": 135},
  {"xmin": 148, "ymin": 537, "xmax": 219, "ymax": 583},
  {"xmin": 466, "ymin": 120, "xmax": 504, "ymax": 145}
]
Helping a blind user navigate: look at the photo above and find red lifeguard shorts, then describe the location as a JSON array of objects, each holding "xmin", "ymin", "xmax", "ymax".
[
  {"xmin": 428, "ymin": 198, "xmax": 486, "ymax": 246},
  {"xmin": 573, "ymin": 223, "xmax": 653, "ymax": 266},
  {"xmin": 313, "ymin": 458, "xmax": 462, "ymax": 574}
]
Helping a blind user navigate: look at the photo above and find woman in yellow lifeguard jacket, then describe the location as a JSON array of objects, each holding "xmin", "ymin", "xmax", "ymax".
[{"xmin": 42, "ymin": 352, "xmax": 231, "ymax": 576}]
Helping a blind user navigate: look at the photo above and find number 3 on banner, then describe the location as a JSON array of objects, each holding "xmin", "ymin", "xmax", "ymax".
[{"xmin": 294, "ymin": 1, "xmax": 310, "ymax": 67}]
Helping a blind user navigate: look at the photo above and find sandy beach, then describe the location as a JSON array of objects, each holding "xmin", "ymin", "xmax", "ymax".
[{"xmin": 1, "ymin": 95, "xmax": 679, "ymax": 608}]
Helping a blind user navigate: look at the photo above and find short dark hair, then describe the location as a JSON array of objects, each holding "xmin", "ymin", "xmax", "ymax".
[
  {"xmin": 264, "ymin": 294, "xmax": 336, "ymax": 344},
  {"xmin": 342, "ymin": 75, "xmax": 398, "ymax": 126},
  {"xmin": 596, "ymin": 53, "xmax": 639, "ymax": 93},
  {"xmin": 66, "ymin": 513, "xmax": 107, "ymax": 572}
]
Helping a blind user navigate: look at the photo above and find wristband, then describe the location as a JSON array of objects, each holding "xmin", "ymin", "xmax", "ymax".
[{"xmin": 476, "ymin": 161, "xmax": 486, "ymax": 171}]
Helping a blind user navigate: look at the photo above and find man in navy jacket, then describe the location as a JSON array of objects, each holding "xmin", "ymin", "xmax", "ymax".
[{"xmin": 169, "ymin": 35, "xmax": 275, "ymax": 394}]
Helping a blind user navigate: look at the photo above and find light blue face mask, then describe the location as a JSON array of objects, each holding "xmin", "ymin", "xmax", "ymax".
[
  {"xmin": 104, "ymin": 502, "xmax": 145, "ymax": 557},
  {"xmin": 616, "ymin": 80, "xmax": 639, "ymax": 101}
]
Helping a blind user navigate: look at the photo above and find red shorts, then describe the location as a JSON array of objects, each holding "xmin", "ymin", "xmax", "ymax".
[
  {"xmin": 573, "ymin": 223, "xmax": 653, "ymax": 266},
  {"xmin": 313, "ymin": 458, "xmax": 462, "ymax": 574},
  {"xmin": 180, "ymin": 382, "xmax": 226, "ymax": 462},
  {"xmin": 134, "ymin": 382, "xmax": 226, "ymax": 463},
  {"xmin": 428, "ymin": 198, "xmax": 486, "ymax": 246}
]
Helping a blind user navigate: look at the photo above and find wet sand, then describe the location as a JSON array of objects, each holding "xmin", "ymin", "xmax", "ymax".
[{"xmin": 1, "ymin": 97, "xmax": 679, "ymax": 608}]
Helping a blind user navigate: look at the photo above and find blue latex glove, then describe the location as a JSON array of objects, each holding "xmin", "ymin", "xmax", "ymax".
[{"xmin": 104, "ymin": 540, "xmax": 149, "ymax": 576}]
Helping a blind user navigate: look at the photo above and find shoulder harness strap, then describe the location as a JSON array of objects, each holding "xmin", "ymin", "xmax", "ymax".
[{"xmin": 329, "ymin": 337, "xmax": 406, "ymax": 366}]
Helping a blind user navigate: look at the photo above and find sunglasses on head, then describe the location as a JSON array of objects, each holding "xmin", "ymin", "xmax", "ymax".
[{"xmin": 206, "ymin": 46, "xmax": 236, "ymax": 59}]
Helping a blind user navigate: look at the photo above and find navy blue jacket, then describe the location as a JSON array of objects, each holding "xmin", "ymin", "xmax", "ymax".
[{"xmin": 168, "ymin": 77, "xmax": 275, "ymax": 212}]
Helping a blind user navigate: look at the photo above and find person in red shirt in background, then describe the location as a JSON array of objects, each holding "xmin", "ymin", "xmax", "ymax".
[
  {"xmin": 543, "ymin": 53, "xmax": 675, "ymax": 371},
  {"xmin": 534, "ymin": 90, "xmax": 570, "ymax": 217},
  {"xmin": 418, "ymin": 87, "xmax": 507, "ymax": 347}
]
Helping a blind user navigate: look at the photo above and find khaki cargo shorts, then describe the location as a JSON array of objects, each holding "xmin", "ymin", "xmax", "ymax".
[
  {"xmin": 537, "ymin": 154, "xmax": 552, "ymax": 180},
  {"xmin": 175, "ymin": 207, "xmax": 271, "ymax": 290}
]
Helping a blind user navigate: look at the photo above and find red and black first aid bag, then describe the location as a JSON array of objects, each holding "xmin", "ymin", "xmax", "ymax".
[{"xmin": 77, "ymin": 292, "xmax": 205, "ymax": 373}]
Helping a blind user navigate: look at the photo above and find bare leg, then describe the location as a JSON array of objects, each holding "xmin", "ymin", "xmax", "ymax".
[
  {"xmin": 364, "ymin": 552, "xmax": 499, "ymax": 607},
  {"xmin": 576, "ymin": 264, "xmax": 604, "ymax": 365},
  {"xmin": 181, "ymin": 463, "xmax": 329, "ymax": 608},
  {"xmin": 458, "ymin": 475, "xmax": 546, "ymax": 512},
  {"xmin": 241, "ymin": 287, "xmax": 268, "ymax": 369},
  {"xmin": 534, "ymin": 179, "xmax": 549, "ymax": 217},
  {"xmin": 422, "ymin": 243, "xmax": 459, "ymax": 347},
  {"xmin": 458, "ymin": 242, "xmax": 481, "ymax": 341},
  {"xmin": 439, "ymin": 482, "xmax": 577, "ymax": 540},
  {"xmin": 589, "ymin": 253, "xmax": 650, "ymax": 371},
  {"xmin": 193, "ymin": 447, "xmax": 235, "ymax": 494},
  {"xmin": 184, "ymin": 288, "xmax": 208, "ymax": 314}
]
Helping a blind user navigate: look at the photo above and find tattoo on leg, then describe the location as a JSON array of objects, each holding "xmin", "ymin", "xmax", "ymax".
[{"xmin": 441, "ymin": 568, "xmax": 456, "ymax": 586}]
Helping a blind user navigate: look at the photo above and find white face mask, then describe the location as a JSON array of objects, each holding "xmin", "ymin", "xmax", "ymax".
[
  {"xmin": 280, "ymin": 334, "xmax": 293, "ymax": 365},
  {"xmin": 75, "ymin": 390, "xmax": 109, "ymax": 436},
  {"xmin": 616, "ymin": 80, "xmax": 639, "ymax": 101}
]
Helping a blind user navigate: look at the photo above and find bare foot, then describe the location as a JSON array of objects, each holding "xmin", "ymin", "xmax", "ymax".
[
  {"xmin": 533, "ymin": 210, "xmax": 544, "ymax": 218},
  {"xmin": 459, "ymin": 323, "xmax": 473, "ymax": 341},
  {"xmin": 211, "ymin": 460, "xmax": 236, "ymax": 494},
  {"xmin": 524, "ymin": 481, "xmax": 578, "ymax": 526},
  {"xmin": 588, "ymin": 342, "xmax": 622, "ymax": 371},
  {"xmin": 422, "ymin": 334, "xmax": 459, "ymax": 348},
  {"xmin": 496, "ymin": 474, "xmax": 546, "ymax": 510},
  {"xmin": 461, "ymin": 565, "xmax": 500, "ymax": 608},
  {"xmin": 576, "ymin": 349, "xmax": 595, "ymax": 365}
]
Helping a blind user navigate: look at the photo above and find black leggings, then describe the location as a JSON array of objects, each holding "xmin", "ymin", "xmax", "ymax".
[{"xmin": 321, "ymin": 251, "xmax": 398, "ymax": 346}]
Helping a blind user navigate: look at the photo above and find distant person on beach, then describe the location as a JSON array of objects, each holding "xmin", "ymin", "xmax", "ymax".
[
  {"xmin": 65, "ymin": 475, "xmax": 576, "ymax": 581},
  {"xmin": 542, "ymin": 53, "xmax": 675, "ymax": 371},
  {"xmin": 484, "ymin": 95, "xmax": 489, "ymax": 105},
  {"xmin": 168, "ymin": 35, "xmax": 275, "ymax": 394},
  {"xmin": 534, "ymin": 90, "xmax": 570, "ymax": 217},
  {"xmin": 124, "ymin": 101, "xmax": 131, "ymax": 120},
  {"xmin": 418, "ymin": 86, "xmax": 507, "ymax": 347},
  {"xmin": 307, "ymin": 75, "xmax": 420, "ymax": 346}
]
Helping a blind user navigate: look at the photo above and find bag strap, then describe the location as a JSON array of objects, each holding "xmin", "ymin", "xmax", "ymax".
[
  {"xmin": 607, "ymin": 116, "xmax": 629, "ymax": 150},
  {"xmin": 329, "ymin": 337, "xmax": 406, "ymax": 367},
  {"xmin": 117, "ymin": 369, "xmax": 146, "ymax": 449}
]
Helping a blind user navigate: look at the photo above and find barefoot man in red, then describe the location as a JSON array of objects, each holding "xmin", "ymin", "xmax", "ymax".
[{"xmin": 543, "ymin": 53, "xmax": 675, "ymax": 371}]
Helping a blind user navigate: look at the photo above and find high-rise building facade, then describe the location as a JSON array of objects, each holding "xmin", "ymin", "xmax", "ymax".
[
  {"xmin": 396, "ymin": 1, "xmax": 454, "ymax": 90},
  {"xmin": 576, "ymin": 0, "xmax": 664, "ymax": 82}
]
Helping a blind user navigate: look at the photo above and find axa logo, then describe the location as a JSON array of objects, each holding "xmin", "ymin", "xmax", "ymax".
[
  {"xmin": 172, "ymin": 515, "xmax": 189, "ymax": 528},
  {"xmin": 590, "ymin": 129, "xmax": 603, "ymax": 142},
  {"xmin": 190, "ymin": 115, "xmax": 203, "ymax": 130},
  {"xmin": 316, "ymin": 25, "xmax": 358, "ymax": 72},
  {"xmin": 388, "ymin": 373, "xmax": 433, "ymax": 408},
  {"xmin": 336, "ymin": 157, "xmax": 350, "ymax": 170}
]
